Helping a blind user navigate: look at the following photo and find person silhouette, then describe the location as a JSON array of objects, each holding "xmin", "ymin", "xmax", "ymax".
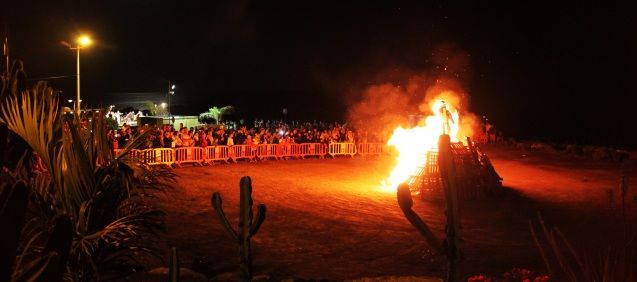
[{"xmin": 439, "ymin": 101, "xmax": 455, "ymax": 135}]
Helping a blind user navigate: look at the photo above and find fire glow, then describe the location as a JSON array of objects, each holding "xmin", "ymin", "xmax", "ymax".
[{"xmin": 382, "ymin": 99, "xmax": 461, "ymax": 192}]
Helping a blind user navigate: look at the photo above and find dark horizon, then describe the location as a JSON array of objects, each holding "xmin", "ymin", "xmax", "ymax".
[{"xmin": 3, "ymin": 1, "xmax": 636, "ymax": 148}]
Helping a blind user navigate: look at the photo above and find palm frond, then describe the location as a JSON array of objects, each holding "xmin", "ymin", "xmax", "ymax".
[
  {"xmin": 2, "ymin": 67, "xmax": 176, "ymax": 280},
  {"xmin": 0, "ymin": 82, "xmax": 63, "ymax": 188}
]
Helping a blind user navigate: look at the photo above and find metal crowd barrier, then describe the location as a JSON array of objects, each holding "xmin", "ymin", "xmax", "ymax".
[
  {"xmin": 204, "ymin": 146, "xmax": 230, "ymax": 164},
  {"xmin": 356, "ymin": 143, "xmax": 385, "ymax": 156},
  {"xmin": 229, "ymin": 145, "xmax": 257, "ymax": 162},
  {"xmin": 298, "ymin": 143, "xmax": 326, "ymax": 159},
  {"xmin": 174, "ymin": 147, "xmax": 204, "ymax": 167},
  {"xmin": 145, "ymin": 148, "xmax": 175, "ymax": 166},
  {"xmin": 288, "ymin": 144, "xmax": 304, "ymax": 159},
  {"xmin": 113, "ymin": 142, "xmax": 386, "ymax": 167},
  {"xmin": 257, "ymin": 144, "xmax": 281, "ymax": 160},
  {"xmin": 328, "ymin": 142, "xmax": 357, "ymax": 157}
]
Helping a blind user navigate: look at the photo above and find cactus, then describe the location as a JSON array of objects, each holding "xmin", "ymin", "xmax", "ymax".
[
  {"xmin": 211, "ymin": 176, "xmax": 266, "ymax": 281},
  {"xmin": 619, "ymin": 159, "xmax": 629, "ymax": 225},
  {"xmin": 397, "ymin": 134, "xmax": 462, "ymax": 282},
  {"xmin": 169, "ymin": 247, "xmax": 180, "ymax": 282}
]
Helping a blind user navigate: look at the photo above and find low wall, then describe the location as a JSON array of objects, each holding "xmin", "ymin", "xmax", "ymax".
[{"xmin": 159, "ymin": 115, "xmax": 201, "ymax": 129}]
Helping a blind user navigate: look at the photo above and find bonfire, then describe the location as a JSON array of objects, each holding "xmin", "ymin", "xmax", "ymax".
[{"xmin": 384, "ymin": 98, "xmax": 502, "ymax": 199}]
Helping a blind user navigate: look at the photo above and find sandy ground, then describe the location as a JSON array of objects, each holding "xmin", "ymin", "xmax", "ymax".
[{"xmin": 149, "ymin": 144, "xmax": 637, "ymax": 280}]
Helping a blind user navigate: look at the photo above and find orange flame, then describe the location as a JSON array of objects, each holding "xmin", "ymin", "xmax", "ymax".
[{"xmin": 382, "ymin": 99, "xmax": 461, "ymax": 192}]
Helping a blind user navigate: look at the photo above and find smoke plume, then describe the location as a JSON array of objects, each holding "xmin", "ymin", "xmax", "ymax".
[{"xmin": 347, "ymin": 44, "xmax": 480, "ymax": 141}]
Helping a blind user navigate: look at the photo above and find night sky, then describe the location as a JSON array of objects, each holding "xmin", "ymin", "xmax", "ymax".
[{"xmin": 4, "ymin": 1, "xmax": 636, "ymax": 148}]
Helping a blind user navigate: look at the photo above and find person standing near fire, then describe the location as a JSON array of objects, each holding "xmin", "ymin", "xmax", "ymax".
[{"xmin": 439, "ymin": 101, "xmax": 455, "ymax": 135}]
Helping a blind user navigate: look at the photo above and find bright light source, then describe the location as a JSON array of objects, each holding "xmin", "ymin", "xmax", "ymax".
[
  {"xmin": 279, "ymin": 130, "xmax": 285, "ymax": 135},
  {"xmin": 161, "ymin": 102, "xmax": 167, "ymax": 109},
  {"xmin": 171, "ymin": 84, "xmax": 176, "ymax": 90},
  {"xmin": 68, "ymin": 99, "xmax": 73, "ymax": 103},
  {"xmin": 95, "ymin": 110, "xmax": 99, "ymax": 113},
  {"xmin": 77, "ymin": 35, "xmax": 92, "ymax": 47}
]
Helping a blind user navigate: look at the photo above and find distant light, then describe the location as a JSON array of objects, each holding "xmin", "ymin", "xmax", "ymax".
[
  {"xmin": 279, "ymin": 130, "xmax": 285, "ymax": 135},
  {"xmin": 68, "ymin": 99, "xmax": 73, "ymax": 103},
  {"xmin": 95, "ymin": 110, "xmax": 99, "ymax": 113},
  {"xmin": 161, "ymin": 102, "xmax": 166, "ymax": 109},
  {"xmin": 77, "ymin": 35, "xmax": 92, "ymax": 47},
  {"xmin": 171, "ymin": 84, "xmax": 176, "ymax": 90}
]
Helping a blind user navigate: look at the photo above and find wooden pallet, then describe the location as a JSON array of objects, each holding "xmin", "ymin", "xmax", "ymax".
[{"xmin": 408, "ymin": 141, "xmax": 502, "ymax": 200}]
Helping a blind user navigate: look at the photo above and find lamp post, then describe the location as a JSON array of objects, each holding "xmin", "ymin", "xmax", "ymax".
[
  {"xmin": 62, "ymin": 35, "xmax": 92, "ymax": 115},
  {"xmin": 167, "ymin": 81, "xmax": 176, "ymax": 116}
]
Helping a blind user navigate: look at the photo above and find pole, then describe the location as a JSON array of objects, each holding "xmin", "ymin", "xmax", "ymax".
[
  {"xmin": 76, "ymin": 46, "xmax": 81, "ymax": 115},
  {"xmin": 3, "ymin": 36, "xmax": 9, "ymax": 74}
]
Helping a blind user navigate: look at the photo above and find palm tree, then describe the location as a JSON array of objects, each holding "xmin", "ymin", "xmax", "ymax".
[
  {"xmin": 0, "ymin": 61, "xmax": 174, "ymax": 281},
  {"xmin": 201, "ymin": 105, "xmax": 234, "ymax": 124},
  {"xmin": 144, "ymin": 100, "xmax": 159, "ymax": 116}
]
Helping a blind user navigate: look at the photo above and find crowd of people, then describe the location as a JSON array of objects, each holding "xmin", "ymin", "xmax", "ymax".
[{"xmin": 107, "ymin": 120, "xmax": 380, "ymax": 150}]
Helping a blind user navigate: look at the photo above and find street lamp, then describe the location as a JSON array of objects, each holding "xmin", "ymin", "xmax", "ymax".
[
  {"xmin": 167, "ymin": 81, "xmax": 176, "ymax": 115},
  {"xmin": 62, "ymin": 35, "xmax": 92, "ymax": 115}
]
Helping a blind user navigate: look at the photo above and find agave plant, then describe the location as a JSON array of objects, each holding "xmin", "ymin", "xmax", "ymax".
[{"xmin": 0, "ymin": 61, "xmax": 174, "ymax": 281}]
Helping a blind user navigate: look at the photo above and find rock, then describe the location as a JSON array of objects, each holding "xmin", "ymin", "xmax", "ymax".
[
  {"xmin": 611, "ymin": 149, "xmax": 630, "ymax": 162},
  {"xmin": 582, "ymin": 145, "xmax": 596, "ymax": 155},
  {"xmin": 530, "ymin": 143, "xmax": 546, "ymax": 150},
  {"xmin": 212, "ymin": 272, "xmax": 237, "ymax": 281},
  {"xmin": 279, "ymin": 276, "xmax": 443, "ymax": 282},
  {"xmin": 564, "ymin": 144, "xmax": 581, "ymax": 155},
  {"xmin": 211, "ymin": 272, "xmax": 269, "ymax": 281},
  {"xmin": 347, "ymin": 276, "xmax": 444, "ymax": 282},
  {"xmin": 515, "ymin": 142, "xmax": 531, "ymax": 150},
  {"xmin": 147, "ymin": 267, "xmax": 207, "ymax": 281},
  {"xmin": 592, "ymin": 147, "xmax": 612, "ymax": 161}
]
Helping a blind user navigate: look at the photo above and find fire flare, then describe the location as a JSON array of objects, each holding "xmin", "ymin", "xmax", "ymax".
[{"xmin": 382, "ymin": 99, "xmax": 461, "ymax": 192}]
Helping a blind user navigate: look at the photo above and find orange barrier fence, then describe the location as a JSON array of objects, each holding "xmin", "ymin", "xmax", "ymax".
[
  {"xmin": 204, "ymin": 146, "xmax": 230, "ymax": 164},
  {"xmin": 257, "ymin": 144, "xmax": 281, "ymax": 160},
  {"xmin": 356, "ymin": 143, "xmax": 385, "ymax": 156},
  {"xmin": 174, "ymin": 147, "xmax": 204, "ymax": 166},
  {"xmin": 296, "ymin": 143, "xmax": 326, "ymax": 158},
  {"xmin": 114, "ymin": 149, "xmax": 141, "ymax": 159},
  {"xmin": 278, "ymin": 145, "xmax": 291, "ymax": 159},
  {"xmin": 113, "ymin": 143, "xmax": 386, "ymax": 167},
  {"xmin": 128, "ymin": 149, "xmax": 146, "ymax": 162},
  {"xmin": 288, "ymin": 144, "xmax": 304, "ymax": 159},
  {"xmin": 229, "ymin": 145, "xmax": 257, "ymax": 162},
  {"xmin": 328, "ymin": 142, "xmax": 357, "ymax": 157},
  {"xmin": 113, "ymin": 149, "xmax": 124, "ymax": 157},
  {"xmin": 145, "ymin": 148, "xmax": 175, "ymax": 166}
]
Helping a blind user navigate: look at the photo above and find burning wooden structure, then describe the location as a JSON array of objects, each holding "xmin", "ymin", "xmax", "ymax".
[{"xmin": 407, "ymin": 137, "xmax": 502, "ymax": 200}]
